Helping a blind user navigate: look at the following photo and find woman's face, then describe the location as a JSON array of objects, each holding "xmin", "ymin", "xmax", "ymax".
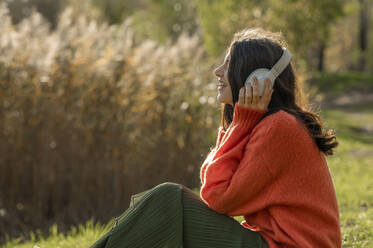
[{"xmin": 214, "ymin": 52, "xmax": 233, "ymax": 106}]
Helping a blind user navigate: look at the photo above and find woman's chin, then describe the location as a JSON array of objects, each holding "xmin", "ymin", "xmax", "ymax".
[{"xmin": 216, "ymin": 95, "xmax": 227, "ymax": 104}]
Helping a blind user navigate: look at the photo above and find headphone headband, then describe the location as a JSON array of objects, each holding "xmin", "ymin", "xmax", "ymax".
[{"xmin": 267, "ymin": 48, "xmax": 292, "ymax": 82}]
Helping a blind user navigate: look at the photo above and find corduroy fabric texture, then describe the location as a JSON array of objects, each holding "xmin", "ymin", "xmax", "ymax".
[{"xmin": 90, "ymin": 182, "xmax": 269, "ymax": 248}]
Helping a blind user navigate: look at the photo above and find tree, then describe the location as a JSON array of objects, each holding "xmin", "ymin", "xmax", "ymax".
[
  {"xmin": 195, "ymin": 0, "xmax": 345, "ymax": 71},
  {"xmin": 358, "ymin": 0, "xmax": 370, "ymax": 71},
  {"xmin": 89, "ymin": 0, "xmax": 141, "ymax": 24},
  {"xmin": 268, "ymin": 0, "xmax": 345, "ymax": 72},
  {"xmin": 3, "ymin": 0, "xmax": 67, "ymax": 29},
  {"xmin": 195, "ymin": 0, "xmax": 267, "ymax": 58},
  {"xmin": 133, "ymin": 0, "xmax": 199, "ymax": 44}
]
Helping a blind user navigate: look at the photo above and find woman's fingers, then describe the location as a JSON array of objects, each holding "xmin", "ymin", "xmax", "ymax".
[
  {"xmin": 238, "ymin": 77, "xmax": 273, "ymax": 109},
  {"xmin": 264, "ymin": 78, "xmax": 270, "ymax": 95},
  {"xmin": 262, "ymin": 78, "xmax": 272, "ymax": 104},
  {"xmin": 245, "ymin": 83, "xmax": 251, "ymax": 106},
  {"xmin": 252, "ymin": 77, "xmax": 259, "ymax": 105},
  {"xmin": 238, "ymin": 87, "xmax": 245, "ymax": 105}
]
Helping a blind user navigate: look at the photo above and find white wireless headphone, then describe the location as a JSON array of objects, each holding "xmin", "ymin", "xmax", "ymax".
[{"xmin": 244, "ymin": 48, "xmax": 292, "ymax": 96}]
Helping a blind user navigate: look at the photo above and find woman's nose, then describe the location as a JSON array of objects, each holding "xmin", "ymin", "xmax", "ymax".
[{"xmin": 214, "ymin": 66, "xmax": 223, "ymax": 77}]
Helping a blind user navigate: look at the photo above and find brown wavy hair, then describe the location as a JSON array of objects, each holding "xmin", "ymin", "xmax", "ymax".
[{"xmin": 219, "ymin": 27, "xmax": 338, "ymax": 156}]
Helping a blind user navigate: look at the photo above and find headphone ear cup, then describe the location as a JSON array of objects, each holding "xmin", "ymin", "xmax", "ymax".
[{"xmin": 244, "ymin": 68, "xmax": 271, "ymax": 96}]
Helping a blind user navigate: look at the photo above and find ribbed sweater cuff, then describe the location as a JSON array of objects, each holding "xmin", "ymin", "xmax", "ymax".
[{"xmin": 232, "ymin": 104, "xmax": 266, "ymax": 130}]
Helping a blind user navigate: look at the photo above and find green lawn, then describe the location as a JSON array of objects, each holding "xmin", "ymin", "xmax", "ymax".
[
  {"xmin": 4, "ymin": 221, "xmax": 113, "ymax": 248},
  {"xmin": 310, "ymin": 72, "xmax": 373, "ymax": 95},
  {"xmin": 5, "ymin": 86, "xmax": 373, "ymax": 247}
]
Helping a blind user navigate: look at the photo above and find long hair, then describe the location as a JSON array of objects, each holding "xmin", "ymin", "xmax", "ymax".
[{"xmin": 220, "ymin": 27, "xmax": 338, "ymax": 156}]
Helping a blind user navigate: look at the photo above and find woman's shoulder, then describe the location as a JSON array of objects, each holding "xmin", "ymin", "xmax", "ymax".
[
  {"xmin": 252, "ymin": 109, "xmax": 312, "ymax": 143},
  {"xmin": 255, "ymin": 109, "xmax": 302, "ymax": 132}
]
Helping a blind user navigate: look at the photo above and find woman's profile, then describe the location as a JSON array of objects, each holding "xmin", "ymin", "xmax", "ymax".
[{"xmin": 90, "ymin": 27, "xmax": 341, "ymax": 248}]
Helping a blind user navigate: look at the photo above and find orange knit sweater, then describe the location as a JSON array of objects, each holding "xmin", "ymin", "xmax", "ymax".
[{"xmin": 200, "ymin": 104, "xmax": 341, "ymax": 248}]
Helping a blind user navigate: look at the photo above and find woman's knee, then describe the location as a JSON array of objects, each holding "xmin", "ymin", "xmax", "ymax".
[
  {"xmin": 150, "ymin": 182, "xmax": 202, "ymax": 203},
  {"xmin": 152, "ymin": 181, "xmax": 183, "ymax": 196}
]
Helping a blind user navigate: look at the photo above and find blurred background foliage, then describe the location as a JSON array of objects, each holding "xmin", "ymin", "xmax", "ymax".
[
  {"xmin": 3, "ymin": 0, "xmax": 372, "ymax": 72},
  {"xmin": 0, "ymin": 0, "xmax": 372, "ymax": 246}
]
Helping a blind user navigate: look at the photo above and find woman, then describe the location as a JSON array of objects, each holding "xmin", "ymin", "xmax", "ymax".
[{"xmin": 90, "ymin": 27, "xmax": 341, "ymax": 248}]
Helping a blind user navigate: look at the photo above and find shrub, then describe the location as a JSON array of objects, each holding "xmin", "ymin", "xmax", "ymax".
[{"xmin": 0, "ymin": 3, "xmax": 220, "ymax": 242}]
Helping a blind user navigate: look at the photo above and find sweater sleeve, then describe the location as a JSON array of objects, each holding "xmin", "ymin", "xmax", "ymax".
[
  {"xmin": 200, "ymin": 105, "xmax": 298, "ymax": 216},
  {"xmin": 200, "ymin": 126, "xmax": 227, "ymax": 185}
]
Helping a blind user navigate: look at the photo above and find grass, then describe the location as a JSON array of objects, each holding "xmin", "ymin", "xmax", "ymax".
[
  {"xmin": 4, "ymin": 221, "xmax": 113, "ymax": 248},
  {"xmin": 5, "ymin": 75, "xmax": 373, "ymax": 247},
  {"xmin": 321, "ymin": 108, "xmax": 373, "ymax": 247},
  {"xmin": 310, "ymin": 71, "xmax": 373, "ymax": 95},
  {"xmin": 5, "ymin": 105, "xmax": 373, "ymax": 248}
]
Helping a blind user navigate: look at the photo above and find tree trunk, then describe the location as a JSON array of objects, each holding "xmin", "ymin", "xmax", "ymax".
[
  {"xmin": 317, "ymin": 41, "xmax": 326, "ymax": 72},
  {"xmin": 358, "ymin": 0, "xmax": 369, "ymax": 71}
]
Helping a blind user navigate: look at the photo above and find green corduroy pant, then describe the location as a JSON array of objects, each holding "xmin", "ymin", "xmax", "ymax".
[{"xmin": 90, "ymin": 182, "xmax": 269, "ymax": 248}]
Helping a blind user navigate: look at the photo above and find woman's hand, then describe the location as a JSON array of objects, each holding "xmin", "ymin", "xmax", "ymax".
[{"xmin": 237, "ymin": 76, "xmax": 274, "ymax": 111}]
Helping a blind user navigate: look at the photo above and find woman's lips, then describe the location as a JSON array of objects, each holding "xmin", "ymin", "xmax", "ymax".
[{"xmin": 218, "ymin": 79, "xmax": 226, "ymax": 90}]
